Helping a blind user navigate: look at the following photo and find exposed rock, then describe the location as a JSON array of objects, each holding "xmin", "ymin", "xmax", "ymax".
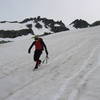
[{"xmin": 70, "ymin": 19, "xmax": 90, "ymax": 29}]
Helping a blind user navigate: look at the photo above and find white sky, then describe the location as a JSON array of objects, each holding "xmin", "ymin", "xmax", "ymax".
[{"xmin": 0, "ymin": 0, "xmax": 100, "ymax": 25}]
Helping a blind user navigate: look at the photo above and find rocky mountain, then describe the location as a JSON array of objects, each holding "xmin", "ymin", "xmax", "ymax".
[
  {"xmin": 0, "ymin": 16, "xmax": 69, "ymax": 38},
  {"xmin": 90, "ymin": 21, "xmax": 100, "ymax": 27},
  {"xmin": 1, "ymin": 17, "xmax": 100, "ymax": 39},
  {"xmin": 69, "ymin": 19, "xmax": 90, "ymax": 29}
]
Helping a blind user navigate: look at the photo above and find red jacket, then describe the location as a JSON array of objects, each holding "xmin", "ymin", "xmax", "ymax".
[
  {"xmin": 28, "ymin": 38, "xmax": 48, "ymax": 55},
  {"xmin": 34, "ymin": 38, "xmax": 43, "ymax": 50}
]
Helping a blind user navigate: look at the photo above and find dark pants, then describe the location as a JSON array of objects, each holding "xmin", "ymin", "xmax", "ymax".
[
  {"xmin": 34, "ymin": 50, "xmax": 42, "ymax": 61},
  {"xmin": 34, "ymin": 50, "xmax": 42, "ymax": 68}
]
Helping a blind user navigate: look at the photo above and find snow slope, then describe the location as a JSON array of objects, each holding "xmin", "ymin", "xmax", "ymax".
[{"xmin": 0, "ymin": 26, "xmax": 100, "ymax": 100}]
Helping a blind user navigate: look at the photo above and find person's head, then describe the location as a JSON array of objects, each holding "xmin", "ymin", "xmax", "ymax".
[{"xmin": 34, "ymin": 35, "xmax": 39, "ymax": 40}]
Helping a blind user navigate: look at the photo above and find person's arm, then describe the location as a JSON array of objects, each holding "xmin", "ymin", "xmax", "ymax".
[
  {"xmin": 42, "ymin": 40, "xmax": 48, "ymax": 56},
  {"xmin": 28, "ymin": 41, "xmax": 35, "ymax": 53}
]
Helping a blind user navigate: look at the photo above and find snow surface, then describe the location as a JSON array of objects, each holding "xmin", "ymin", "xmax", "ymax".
[{"xmin": 0, "ymin": 26, "xmax": 100, "ymax": 100}]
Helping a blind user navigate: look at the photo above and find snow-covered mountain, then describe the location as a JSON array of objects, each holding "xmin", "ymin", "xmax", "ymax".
[
  {"xmin": 0, "ymin": 16, "xmax": 69, "ymax": 38},
  {"xmin": 0, "ymin": 25, "xmax": 100, "ymax": 100}
]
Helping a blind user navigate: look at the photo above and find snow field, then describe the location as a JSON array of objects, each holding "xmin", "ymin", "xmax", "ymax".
[{"xmin": 0, "ymin": 26, "xmax": 100, "ymax": 100}]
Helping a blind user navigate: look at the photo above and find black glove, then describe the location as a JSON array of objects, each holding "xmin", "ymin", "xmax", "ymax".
[
  {"xmin": 46, "ymin": 54, "xmax": 48, "ymax": 58},
  {"xmin": 46, "ymin": 52, "xmax": 48, "ymax": 58}
]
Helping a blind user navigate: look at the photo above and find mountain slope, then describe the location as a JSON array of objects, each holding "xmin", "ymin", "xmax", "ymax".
[
  {"xmin": 0, "ymin": 17, "xmax": 69, "ymax": 38},
  {"xmin": 0, "ymin": 26, "xmax": 100, "ymax": 100}
]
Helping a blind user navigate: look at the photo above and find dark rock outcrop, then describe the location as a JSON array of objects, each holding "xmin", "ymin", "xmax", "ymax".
[
  {"xmin": 70, "ymin": 19, "xmax": 90, "ymax": 29},
  {"xmin": 0, "ymin": 29, "xmax": 32, "ymax": 38},
  {"xmin": 90, "ymin": 21, "xmax": 100, "ymax": 27}
]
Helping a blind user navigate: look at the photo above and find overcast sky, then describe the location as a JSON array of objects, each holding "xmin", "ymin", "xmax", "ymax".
[{"xmin": 0, "ymin": 0, "xmax": 100, "ymax": 25}]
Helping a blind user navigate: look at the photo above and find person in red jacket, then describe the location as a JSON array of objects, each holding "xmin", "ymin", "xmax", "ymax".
[{"xmin": 28, "ymin": 35, "xmax": 48, "ymax": 70}]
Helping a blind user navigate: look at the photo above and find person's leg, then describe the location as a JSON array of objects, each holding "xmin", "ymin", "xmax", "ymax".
[
  {"xmin": 34, "ymin": 50, "xmax": 42, "ymax": 69},
  {"xmin": 37, "ymin": 50, "xmax": 42, "ymax": 65},
  {"xmin": 33, "ymin": 50, "xmax": 38, "ymax": 69}
]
